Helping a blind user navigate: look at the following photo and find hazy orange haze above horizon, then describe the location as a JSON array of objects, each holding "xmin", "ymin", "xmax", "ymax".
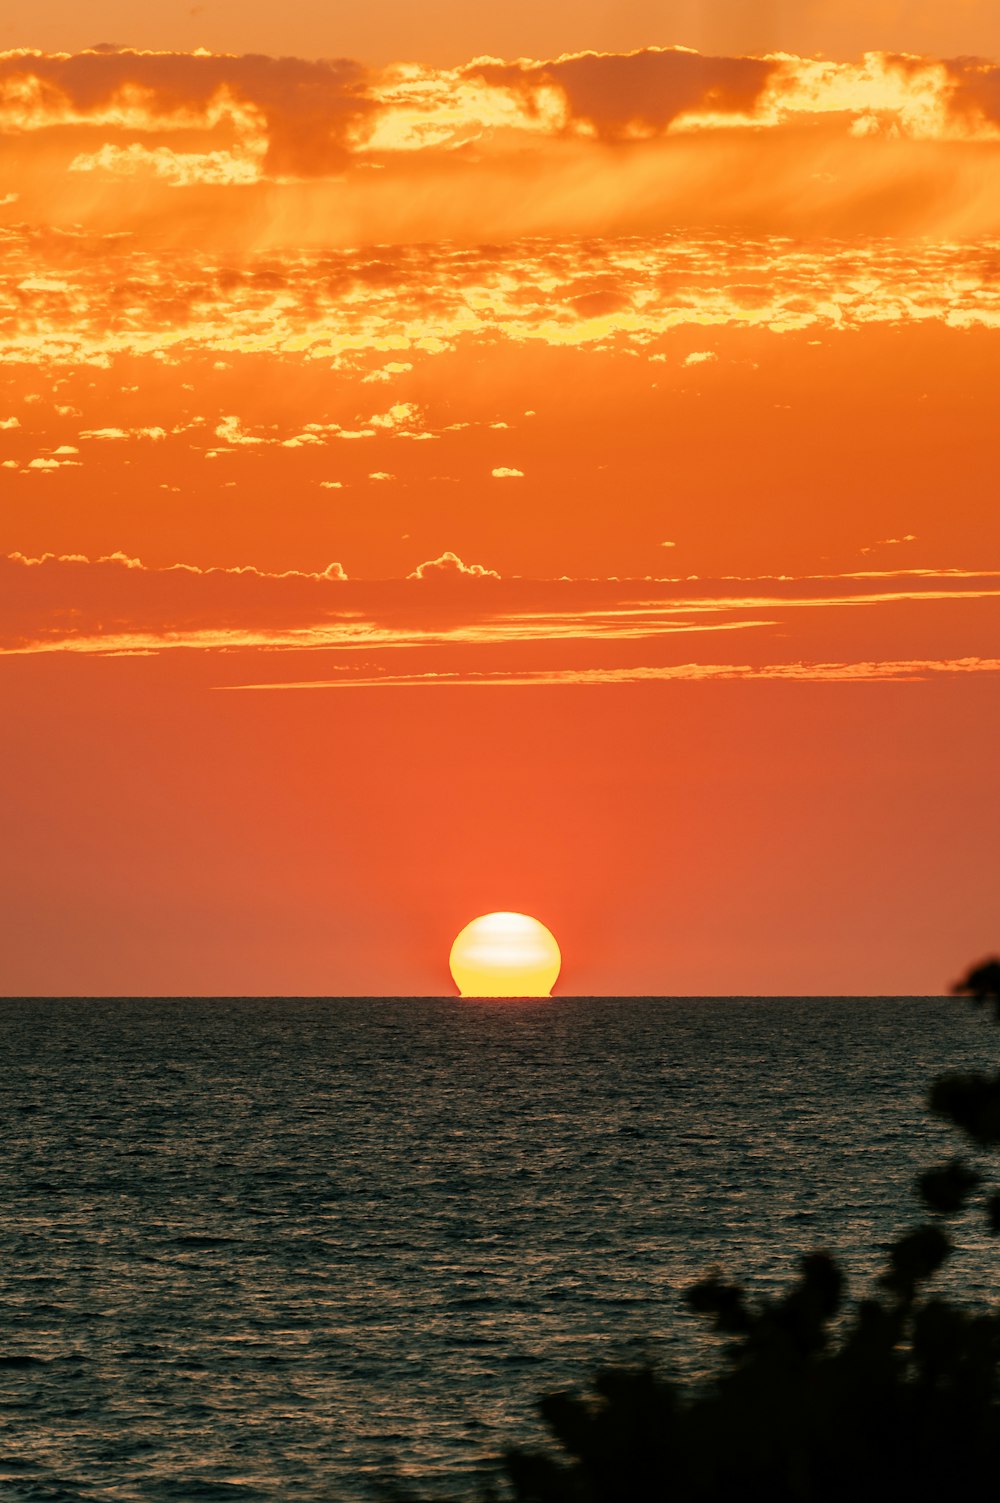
[{"xmin": 1, "ymin": 4, "xmax": 999, "ymax": 995}]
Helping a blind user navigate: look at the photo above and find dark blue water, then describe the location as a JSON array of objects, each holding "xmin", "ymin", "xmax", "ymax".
[{"xmin": 2, "ymin": 997, "xmax": 997, "ymax": 1500}]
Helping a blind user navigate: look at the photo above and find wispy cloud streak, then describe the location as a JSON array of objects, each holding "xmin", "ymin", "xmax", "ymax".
[
  {"xmin": 3, "ymin": 553, "xmax": 997, "ymax": 663},
  {"xmin": 223, "ymin": 657, "xmax": 1000, "ymax": 690}
]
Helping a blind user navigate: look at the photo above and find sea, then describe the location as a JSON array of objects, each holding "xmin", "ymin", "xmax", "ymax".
[{"xmin": 3, "ymin": 995, "xmax": 998, "ymax": 1502}]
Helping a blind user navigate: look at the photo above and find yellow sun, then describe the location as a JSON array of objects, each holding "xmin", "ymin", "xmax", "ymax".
[{"xmin": 449, "ymin": 912, "xmax": 562, "ymax": 998}]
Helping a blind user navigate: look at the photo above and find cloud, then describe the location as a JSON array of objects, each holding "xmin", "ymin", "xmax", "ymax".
[
  {"xmin": 212, "ymin": 408, "xmax": 434, "ymax": 449},
  {"xmin": 69, "ymin": 141, "xmax": 264, "ymax": 187},
  {"xmin": 407, "ymin": 551, "xmax": 501, "ymax": 580},
  {"xmin": 941, "ymin": 58, "xmax": 1000, "ymax": 133},
  {"xmin": 362, "ymin": 361, "xmax": 413, "ymax": 383},
  {"xmin": 2, "ymin": 44, "xmax": 999, "ymax": 236},
  {"xmin": 465, "ymin": 48, "xmax": 775, "ymax": 142},
  {"xmin": 0, "ymin": 49, "xmax": 375, "ymax": 178},
  {"xmin": 368, "ymin": 401, "xmax": 421, "ymax": 429},
  {"xmin": 2, "ymin": 557, "xmax": 997, "ymax": 660},
  {"xmin": 683, "ymin": 350, "xmax": 717, "ymax": 366},
  {"xmin": 79, "ymin": 425, "xmax": 167, "ymax": 440},
  {"xmin": 0, "ymin": 416, "xmax": 21, "ymax": 429},
  {"xmin": 861, "ymin": 534, "xmax": 918, "ymax": 554},
  {"xmin": 10, "ymin": 227, "xmax": 1000, "ymax": 377},
  {"xmin": 491, "ymin": 466, "xmax": 524, "ymax": 479},
  {"xmin": 1, "ymin": 551, "xmax": 351, "ymax": 655},
  {"xmin": 5, "ymin": 550, "xmax": 347, "ymax": 580},
  {"xmin": 225, "ymin": 657, "xmax": 1000, "ymax": 691},
  {"xmin": 214, "ymin": 414, "xmax": 263, "ymax": 446}
]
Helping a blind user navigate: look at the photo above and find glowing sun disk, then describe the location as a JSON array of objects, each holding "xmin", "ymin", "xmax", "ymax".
[{"xmin": 449, "ymin": 912, "xmax": 561, "ymax": 998}]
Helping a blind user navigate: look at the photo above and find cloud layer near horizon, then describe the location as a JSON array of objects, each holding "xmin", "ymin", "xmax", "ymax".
[
  {"xmin": 5, "ymin": 43, "xmax": 1000, "ymax": 160},
  {"xmin": 5, "ymin": 44, "xmax": 1000, "ymax": 243},
  {"xmin": 4, "ymin": 551, "xmax": 998, "ymax": 690}
]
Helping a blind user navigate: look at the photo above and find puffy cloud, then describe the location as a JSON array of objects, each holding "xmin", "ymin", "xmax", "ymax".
[
  {"xmin": 0, "ymin": 49, "xmax": 374, "ymax": 177},
  {"xmin": 466, "ymin": 48, "xmax": 775, "ymax": 141},
  {"xmin": 407, "ymin": 551, "xmax": 501, "ymax": 580},
  {"xmin": 69, "ymin": 141, "xmax": 264, "ymax": 187},
  {"xmin": 214, "ymin": 414, "xmax": 263, "ymax": 446},
  {"xmin": 683, "ymin": 350, "xmax": 717, "ymax": 366},
  {"xmin": 933, "ymin": 58, "xmax": 1000, "ymax": 134},
  {"xmin": 362, "ymin": 361, "xmax": 413, "ymax": 383},
  {"xmin": 491, "ymin": 466, "xmax": 524, "ymax": 478},
  {"xmin": 0, "ymin": 415, "xmax": 20, "ymax": 429},
  {"xmin": 368, "ymin": 401, "xmax": 421, "ymax": 429}
]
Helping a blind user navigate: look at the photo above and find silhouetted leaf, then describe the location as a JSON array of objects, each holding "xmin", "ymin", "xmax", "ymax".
[
  {"xmin": 929, "ymin": 1071, "xmax": 1000, "ymax": 1146},
  {"xmin": 918, "ymin": 1158, "xmax": 981, "ymax": 1214},
  {"xmin": 953, "ymin": 958, "xmax": 1000, "ymax": 1019},
  {"xmin": 881, "ymin": 1224, "xmax": 951, "ymax": 1298},
  {"xmin": 684, "ymin": 1276, "xmax": 750, "ymax": 1334}
]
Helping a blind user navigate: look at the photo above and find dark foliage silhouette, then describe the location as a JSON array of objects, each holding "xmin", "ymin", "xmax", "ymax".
[{"xmin": 427, "ymin": 959, "xmax": 1000, "ymax": 1503}]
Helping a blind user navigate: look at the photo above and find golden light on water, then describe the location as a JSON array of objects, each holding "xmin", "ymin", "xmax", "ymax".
[{"xmin": 449, "ymin": 913, "xmax": 562, "ymax": 998}]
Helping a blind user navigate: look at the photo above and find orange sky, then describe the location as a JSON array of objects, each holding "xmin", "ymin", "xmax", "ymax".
[
  {"xmin": 5, "ymin": 1, "xmax": 1000, "ymax": 67},
  {"xmin": 2, "ymin": 15, "xmax": 999, "ymax": 994}
]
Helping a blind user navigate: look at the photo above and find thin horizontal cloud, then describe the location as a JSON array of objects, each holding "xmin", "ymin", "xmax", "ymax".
[
  {"xmin": 1, "ymin": 550, "xmax": 350, "ymax": 652},
  {"xmin": 3, "ymin": 553, "xmax": 998, "ymax": 660},
  {"xmin": 79, "ymin": 425, "xmax": 167, "ymax": 440},
  {"xmin": 223, "ymin": 657, "xmax": 1000, "ymax": 690},
  {"xmin": 5, "ymin": 550, "xmax": 347, "ymax": 580}
]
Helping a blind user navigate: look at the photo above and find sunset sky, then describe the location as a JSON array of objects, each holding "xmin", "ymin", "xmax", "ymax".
[{"xmin": 2, "ymin": 2, "xmax": 999, "ymax": 995}]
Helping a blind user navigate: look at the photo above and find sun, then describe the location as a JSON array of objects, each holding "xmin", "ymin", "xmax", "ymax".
[{"xmin": 449, "ymin": 912, "xmax": 562, "ymax": 998}]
